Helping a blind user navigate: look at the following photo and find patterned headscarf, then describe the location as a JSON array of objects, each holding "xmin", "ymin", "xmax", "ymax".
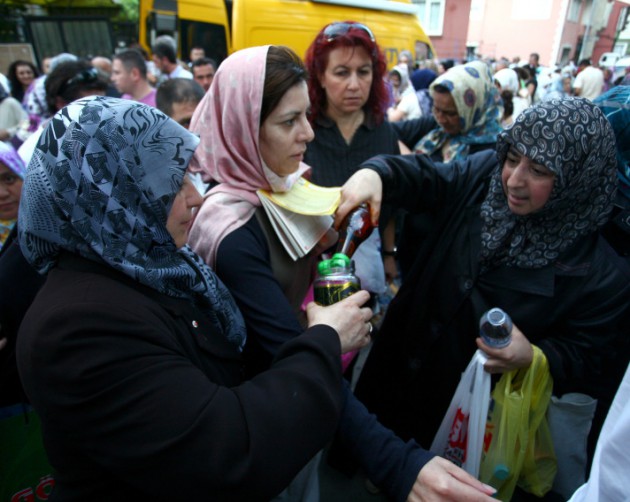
[
  {"xmin": 594, "ymin": 85, "xmax": 630, "ymax": 202},
  {"xmin": 187, "ymin": 45, "xmax": 309, "ymax": 267},
  {"xmin": 18, "ymin": 96, "xmax": 246, "ymax": 348},
  {"xmin": 414, "ymin": 61, "xmax": 503, "ymax": 162},
  {"xmin": 0, "ymin": 142, "xmax": 26, "ymax": 249},
  {"xmin": 479, "ymin": 97, "xmax": 617, "ymax": 270}
]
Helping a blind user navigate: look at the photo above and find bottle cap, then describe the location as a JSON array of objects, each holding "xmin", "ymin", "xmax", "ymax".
[
  {"xmin": 493, "ymin": 464, "xmax": 510, "ymax": 480},
  {"xmin": 486, "ymin": 308, "xmax": 508, "ymax": 327}
]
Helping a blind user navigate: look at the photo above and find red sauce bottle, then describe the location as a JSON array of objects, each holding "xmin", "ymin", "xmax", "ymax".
[{"xmin": 335, "ymin": 204, "xmax": 375, "ymax": 258}]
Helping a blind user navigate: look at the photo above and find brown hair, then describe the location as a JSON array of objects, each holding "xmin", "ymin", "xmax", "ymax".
[{"xmin": 260, "ymin": 46, "xmax": 308, "ymax": 125}]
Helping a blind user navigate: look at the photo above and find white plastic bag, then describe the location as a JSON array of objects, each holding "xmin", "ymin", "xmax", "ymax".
[{"xmin": 430, "ymin": 349, "xmax": 490, "ymax": 477}]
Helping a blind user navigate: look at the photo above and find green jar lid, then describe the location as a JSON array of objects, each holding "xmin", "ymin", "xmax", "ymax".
[{"xmin": 317, "ymin": 253, "xmax": 351, "ymax": 275}]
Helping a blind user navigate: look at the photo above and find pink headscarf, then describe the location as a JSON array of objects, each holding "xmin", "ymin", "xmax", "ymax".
[{"xmin": 188, "ymin": 45, "xmax": 309, "ymax": 267}]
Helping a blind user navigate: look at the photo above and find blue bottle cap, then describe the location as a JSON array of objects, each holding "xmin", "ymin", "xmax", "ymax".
[{"xmin": 493, "ymin": 464, "xmax": 510, "ymax": 480}]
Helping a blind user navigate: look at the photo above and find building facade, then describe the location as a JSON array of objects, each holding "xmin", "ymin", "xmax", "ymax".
[
  {"xmin": 466, "ymin": 0, "xmax": 629, "ymax": 67},
  {"xmin": 414, "ymin": 0, "xmax": 473, "ymax": 61}
]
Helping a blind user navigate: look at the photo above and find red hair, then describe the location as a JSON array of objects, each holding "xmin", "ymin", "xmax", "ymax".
[{"xmin": 305, "ymin": 21, "xmax": 388, "ymax": 125}]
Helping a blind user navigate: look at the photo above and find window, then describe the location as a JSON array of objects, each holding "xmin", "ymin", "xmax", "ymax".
[
  {"xmin": 466, "ymin": 45, "xmax": 478, "ymax": 61},
  {"xmin": 26, "ymin": 16, "xmax": 114, "ymax": 61},
  {"xmin": 470, "ymin": 0, "xmax": 485, "ymax": 22},
  {"xmin": 581, "ymin": 0, "xmax": 593, "ymax": 26},
  {"xmin": 567, "ymin": 0, "xmax": 582, "ymax": 22},
  {"xmin": 617, "ymin": 6, "xmax": 629, "ymax": 33},
  {"xmin": 512, "ymin": 0, "xmax": 552, "ymax": 20},
  {"xmin": 413, "ymin": 0, "xmax": 445, "ymax": 36},
  {"xmin": 180, "ymin": 20, "xmax": 228, "ymax": 65},
  {"xmin": 559, "ymin": 46, "xmax": 572, "ymax": 66}
]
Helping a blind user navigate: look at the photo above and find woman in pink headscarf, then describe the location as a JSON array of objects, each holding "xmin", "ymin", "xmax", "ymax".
[
  {"xmin": 188, "ymin": 44, "xmax": 496, "ymax": 502},
  {"xmin": 188, "ymin": 45, "xmax": 315, "ymax": 269}
]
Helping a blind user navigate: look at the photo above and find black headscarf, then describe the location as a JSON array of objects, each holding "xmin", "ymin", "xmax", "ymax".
[{"xmin": 480, "ymin": 97, "xmax": 617, "ymax": 270}]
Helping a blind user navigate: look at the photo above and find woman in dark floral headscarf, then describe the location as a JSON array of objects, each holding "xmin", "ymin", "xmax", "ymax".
[
  {"xmin": 334, "ymin": 98, "xmax": 630, "ymax": 500},
  {"xmin": 413, "ymin": 60, "xmax": 503, "ymax": 162},
  {"xmin": 16, "ymin": 95, "xmax": 371, "ymax": 501}
]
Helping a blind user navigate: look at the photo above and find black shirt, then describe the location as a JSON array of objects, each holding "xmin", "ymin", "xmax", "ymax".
[{"xmin": 305, "ymin": 113, "xmax": 400, "ymax": 187}]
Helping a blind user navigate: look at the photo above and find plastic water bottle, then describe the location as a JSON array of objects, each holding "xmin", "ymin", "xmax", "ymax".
[{"xmin": 479, "ymin": 308, "xmax": 513, "ymax": 348}]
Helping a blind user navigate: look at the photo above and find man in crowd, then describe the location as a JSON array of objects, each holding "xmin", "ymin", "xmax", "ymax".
[
  {"xmin": 189, "ymin": 46, "xmax": 206, "ymax": 64},
  {"xmin": 156, "ymin": 78, "xmax": 204, "ymax": 129},
  {"xmin": 525, "ymin": 52, "xmax": 540, "ymax": 76},
  {"xmin": 91, "ymin": 56, "xmax": 121, "ymax": 97},
  {"xmin": 573, "ymin": 58, "xmax": 605, "ymax": 101},
  {"xmin": 156, "ymin": 78, "xmax": 206, "ymax": 194},
  {"xmin": 111, "ymin": 49, "xmax": 157, "ymax": 107},
  {"xmin": 152, "ymin": 37, "xmax": 192, "ymax": 80},
  {"xmin": 191, "ymin": 57, "xmax": 217, "ymax": 93}
]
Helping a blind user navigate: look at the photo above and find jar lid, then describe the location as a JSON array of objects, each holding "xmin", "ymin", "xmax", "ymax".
[{"xmin": 317, "ymin": 253, "xmax": 351, "ymax": 275}]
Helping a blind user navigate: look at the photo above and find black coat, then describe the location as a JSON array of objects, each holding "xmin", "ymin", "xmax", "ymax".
[
  {"xmin": 354, "ymin": 151, "xmax": 630, "ymax": 448},
  {"xmin": 17, "ymin": 253, "xmax": 345, "ymax": 501},
  {"xmin": 0, "ymin": 226, "xmax": 45, "ymax": 406},
  {"xmin": 391, "ymin": 116, "xmax": 497, "ymax": 277}
]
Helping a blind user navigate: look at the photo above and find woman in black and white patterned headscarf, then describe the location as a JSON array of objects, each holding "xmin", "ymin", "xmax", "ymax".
[
  {"xmin": 335, "ymin": 97, "xmax": 630, "ymax": 478},
  {"xmin": 480, "ymin": 96, "xmax": 617, "ymax": 270}
]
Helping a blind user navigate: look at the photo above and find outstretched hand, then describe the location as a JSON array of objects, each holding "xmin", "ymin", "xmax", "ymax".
[
  {"xmin": 476, "ymin": 323, "xmax": 534, "ymax": 374},
  {"xmin": 334, "ymin": 169, "xmax": 382, "ymax": 229},
  {"xmin": 407, "ymin": 456, "xmax": 496, "ymax": 502}
]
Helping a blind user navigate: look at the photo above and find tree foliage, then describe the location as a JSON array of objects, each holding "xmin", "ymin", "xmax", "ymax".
[{"xmin": 114, "ymin": 0, "xmax": 138, "ymax": 22}]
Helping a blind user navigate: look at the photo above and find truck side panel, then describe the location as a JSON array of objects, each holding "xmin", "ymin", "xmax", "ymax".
[
  {"xmin": 233, "ymin": 0, "xmax": 433, "ymax": 67},
  {"xmin": 140, "ymin": 0, "xmax": 434, "ymax": 67}
]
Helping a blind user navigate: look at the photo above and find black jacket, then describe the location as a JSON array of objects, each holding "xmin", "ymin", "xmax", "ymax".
[
  {"xmin": 354, "ymin": 151, "xmax": 630, "ymax": 448},
  {"xmin": 391, "ymin": 116, "xmax": 497, "ymax": 277},
  {"xmin": 0, "ymin": 226, "xmax": 45, "ymax": 406},
  {"xmin": 17, "ymin": 253, "xmax": 345, "ymax": 501}
]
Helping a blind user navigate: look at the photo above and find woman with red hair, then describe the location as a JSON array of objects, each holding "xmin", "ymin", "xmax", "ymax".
[{"xmin": 304, "ymin": 21, "xmax": 401, "ymax": 292}]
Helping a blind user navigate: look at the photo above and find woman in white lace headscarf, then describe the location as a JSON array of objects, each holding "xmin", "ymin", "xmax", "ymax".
[
  {"xmin": 493, "ymin": 68, "xmax": 529, "ymax": 127},
  {"xmin": 387, "ymin": 64, "xmax": 422, "ymax": 122}
]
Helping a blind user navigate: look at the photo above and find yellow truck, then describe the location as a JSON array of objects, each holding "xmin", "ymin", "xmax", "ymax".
[{"xmin": 139, "ymin": 0, "xmax": 434, "ymax": 68}]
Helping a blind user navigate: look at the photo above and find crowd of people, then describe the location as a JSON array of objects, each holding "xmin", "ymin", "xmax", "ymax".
[
  {"xmin": 1, "ymin": 22, "xmax": 629, "ymax": 502},
  {"xmin": 0, "ymin": 36, "xmax": 215, "ymax": 153},
  {"xmin": 397, "ymin": 51, "xmax": 617, "ymax": 126}
]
